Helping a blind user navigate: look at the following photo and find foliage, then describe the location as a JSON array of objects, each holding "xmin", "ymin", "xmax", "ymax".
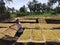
[
  {"xmin": 0, "ymin": 0, "xmax": 60, "ymax": 18},
  {"xmin": 10, "ymin": 12, "xmax": 60, "ymax": 18},
  {"xmin": 48, "ymin": 0, "xmax": 60, "ymax": 6},
  {"xmin": 19, "ymin": 5, "xmax": 27, "ymax": 13},
  {"xmin": 0, "ymin": 0, "xmax": 11, "ymax": 20},
  {"xmin": 55, "ymin": 7, "xmax": 60, "ymax": 13},
  {"xmin": 28, "ymin": 0, "xmax": 51, "ymax": 13},
  {"xmin": 28, "ymin": 0, "xmax": 42, "ymax": 12},
  {"xmin": 7, "ymin": 7, "xmax": 15, "ymax": 14},
  {"xmin": 0, "ymin": 0, "xmax": 6, "ymax": 14}
]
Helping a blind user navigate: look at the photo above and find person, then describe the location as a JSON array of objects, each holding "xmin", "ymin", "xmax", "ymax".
[{"xmin": 9, "ymin": 18, "xmax": 24, "ymax": 37}]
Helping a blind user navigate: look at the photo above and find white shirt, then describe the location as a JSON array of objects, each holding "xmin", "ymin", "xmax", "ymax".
[{"xmin": 16, "ymin": 22, "xmax": 23, "ymax": 33}]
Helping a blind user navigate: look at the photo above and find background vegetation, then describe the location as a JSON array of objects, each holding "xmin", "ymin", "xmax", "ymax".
[{"xmin": 0, "ymin": 0, "xmax": 60, "ymax": 19}]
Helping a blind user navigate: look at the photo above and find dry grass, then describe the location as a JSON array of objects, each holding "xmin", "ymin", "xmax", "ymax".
[
  {"xmin": 17, "ymin": 29, "xmax": 32, "ymax": 42},
  {"xmin": 22, "ymin": 23, "xmax": 40, "ymax": 29},
  {"xmin": 0, "ymin": 28, "xmax": 7, "ymax": 33},
  {"xmin": 3, "ymin": 28, "xmax": 17, "ymax": 37},
  {"xmin": 17, "ymin": 29, "xmax": 44, "ymax": 42},
  {"xmin": 7, "ymin": 18, "xmax": 36, "ymax": 23},
  {"xmin": 38, "ymin": 18, "xmax": 46, "ymax": 23},
  {"xmin": 0, "ymin": 23, "xmax": 13, "ymax": 27},
  {"xmin": 19, "ymin": 20, "xmax": 36, "ymax": 22},
  {"xmin": 0, "ymin": 27, "xmax": 17, "ymax": 39},
  {"xmin": 0, "ymin": 23, "xmax": 40, "ymax": 29},
  {"xmin": 51, "ymin": 30, "xmax": 60, "ymax": 38},
  {"xmin": 32, "ymin": 30, "xmax": 44, "ymax": 41},
  {"xmin": 0, "ymin": 19, "xmax": 60, "ymax": 42},
  {"xmin": 40, "ymin": 24, "xmax": 60, "ymax": 29},
  {"xmin": 42, "ymin": 30, "xmax": 58, "ymax": 41},
  {"xmin": 0, "ymin": 33, "xmax": 5, "ymax": 39}
]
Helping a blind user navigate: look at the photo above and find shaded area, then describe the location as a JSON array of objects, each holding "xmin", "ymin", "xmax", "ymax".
[
  {"xmin": 46, "ymin": 19, "xmax": 60, "ymax": 24},
  {"xmin": 51, "ymin": 27, "xmax": 60, "ymax": 30}
]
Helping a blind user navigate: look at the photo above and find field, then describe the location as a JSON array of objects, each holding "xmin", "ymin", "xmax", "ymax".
[
  {"xmin": 40, "ymin": 24, "xmax": 60, "ymax": 29},
  {"xmin": 42, "ymin": 30, "xmax": 58, "ymax": 42},
  {"xmin": 51, "ymin": 30, "xmax": 60, "ymax": 38},
  {"xmin": 0, "ymin": 17, "xmax": 60, "ymax": 45},
  {"xmin": 1, "ymin": 23, "xmax": 60, "ymax": 30},
  {"xmin": 17, "ymin": 29, "xmax": 32, "ymax": 43},
  {"xmin": 32, "ymin": 30, "xmax": 44, "ymax": 41},
  {"xmin": 0, "ymin": 23, "xmax": 13, "ymax": 27},
  {"xmin": 0, "ymin": 23, "xmax": 40, "ymax": 29}
]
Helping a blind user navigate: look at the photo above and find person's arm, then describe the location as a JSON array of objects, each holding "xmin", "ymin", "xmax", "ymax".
[{"xmin": 9, "ymin": 23, "xmax": 15, "ymax": 28}]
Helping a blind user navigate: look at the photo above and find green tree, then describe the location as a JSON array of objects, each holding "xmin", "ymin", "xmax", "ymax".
[
  {"xmin": 11, "ymin": 7, "xmax": 15, "ymax": 13},
  {"xmin": 16, "ymin": 5, "xmax": 27, "ymax": 17},
  {"xmin": 0, "ymin": 0, "xmax": 6, "ymax": 14},
  {"xmin": 0, "ymin": 0, "xmax": 12, "ymax": 20},
  {"xmin": 48, "ymin": 0, "xmax": 60, "ymax": 7},
  {"xmin": 48, "ymin": 0, "xmax": 60, "ymax": 14},
  {"xmin": 55, "ymin": 7, "xmax": 60, "ymax": 13},
  {"xmin": 28, "ymin": 0, "xmax": 38, "ymax": 12},
  {"xmin": 28, "ymin": 2, "xmax": 34, "ymax": 12},
  {"xmin": 36, "ymin": 3, "xmax": 42, "ymax": 13},
  {"xmin": 19, "ymin": 5, "xmax": 27, "ymax": 13},
  {"xmin": 33, "ymin": 0, "xmax": 38, "ymax": 4},
  {"xmin": 0, "ymin": 0, "xmax": 12, "ymax": 14},
  {"xmin": 42, "ymin": 3, "xmax": 47, "ymax": 13}
]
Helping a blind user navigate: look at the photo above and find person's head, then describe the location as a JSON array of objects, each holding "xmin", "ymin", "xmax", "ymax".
[{"xmin": 15, "ymin": 18, "xmax": 19, "ymax": 23}]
